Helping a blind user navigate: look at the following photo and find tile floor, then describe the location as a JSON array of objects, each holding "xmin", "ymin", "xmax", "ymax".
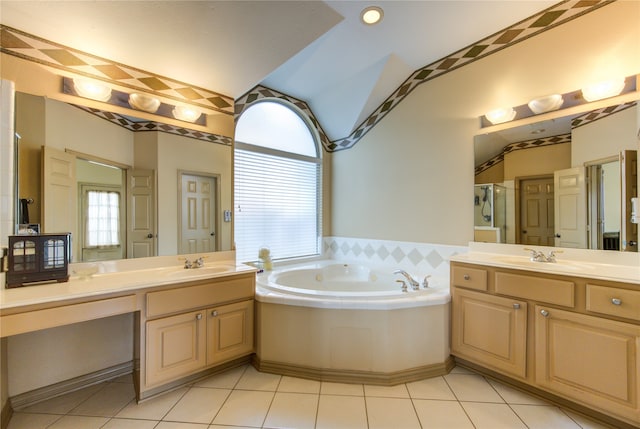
[{"xmin": 7, "ymin": 365, "xmax": 611, "ymax": 429}]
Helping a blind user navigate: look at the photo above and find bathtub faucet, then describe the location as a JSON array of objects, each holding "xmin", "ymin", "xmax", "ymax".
[{"xmin": 393, "ymin": 270, "xmax": 420, "ymax": 290}]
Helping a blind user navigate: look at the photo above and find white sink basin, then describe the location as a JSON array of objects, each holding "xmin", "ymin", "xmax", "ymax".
[
  {"xmin": 491, "ymin": 255, "xmax": 594, "ymax": 272},
  {"xmin": 161, "ymin": 264, "xmax": 236, "ymax": 278}
]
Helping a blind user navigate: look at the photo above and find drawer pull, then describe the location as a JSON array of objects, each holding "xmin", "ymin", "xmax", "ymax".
[
  {"xmin": 196, "ymin": 313, "xmax": 203, "ymax": 320},
  {"xmin": 513, "ymin": 303, "xmax": 521, "ymax": 310},
  {"xmin": 611, "ymin": 298, "xmax": 622, "ymax": 306},
  {"xmin": 211, "ymin": 310, "xmax": 218, "ymax": 317},
  {"xmin": 540, "ymin": 309, "xmax": 550, "ymax": 317},
  {"xmin": 463, "ymin": 274, "xmax": 470, "ymax": 280}
]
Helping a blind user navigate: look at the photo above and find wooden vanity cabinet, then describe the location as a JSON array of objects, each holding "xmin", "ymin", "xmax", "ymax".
[
  {"xmin": 143, "ymin": 274, "xmax": 255, "ymax": 390},
  {"xmin": 450, "ymin": 262, "xmax": 640, "ymax": 427},
  {"xmin": 451, "ymin": 287, "xmax": 527, "ymax": 378}
]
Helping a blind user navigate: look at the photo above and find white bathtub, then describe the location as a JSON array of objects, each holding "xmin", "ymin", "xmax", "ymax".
[
  {"xmin": 254, "ymin": 260, "xmax": 452, "ymax": 385},
  {"xmin": 256, "ymin": 260, "xmax": 450, "ymax": 310}
]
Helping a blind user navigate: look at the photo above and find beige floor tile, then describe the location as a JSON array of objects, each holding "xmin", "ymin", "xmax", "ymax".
[
  {"xmin": 212, "ymin": 390, "xmax": 274, "ymax": 427},
  {"xmin": 101, "ymin": 418, "xmax": 160, "ymax": 428},
  {"xmin": 320, "ymin": 381, "xmax": 364, "ymax": 396},
  {"xmin": 194, "ymin": 365, "xmax": 247, "ymax": 389},
  {"xmin": 18, "ymin": 384, "xmax": 105, "ymax": 414},
  {"xmin": 444, "ymin": 374, "xmax": 504, "ymax": 402},
  {"xmin": 277, "ymin": 375, "xmax": 321, "ymax": 394},
  {"xmin": 163, "ymin": 387, "xmax": 231, "ymax": 424},
  {"xmin": 511, "ymin": 404, "xmax": 582, "ymax": 428},
  {"xmin": 46, "ymin": 415, "xmax": 110, "ymax": 429},
  {"xmin": 461, "ymin": 402, "xmax": 527, "ymax": 428},
  {"xmin": 406, "ymin": 376, "xmax": 456, "ymax": 400},
  {"xmin": 364, "ymin": 383, "xmax": 410, "ymax": 398},
  {"xmin": 155, "ymin": 422, "xmax": 209, "ymax": 429},
  {"xmin": 366, "ymin": 397, "xmax": 421, "ymax": 429},
  {"xmin": 316, "ymin": 394, "xmax": 367, "ymax": 429},
  {"xmin": 208, "ymin": 426, "xmax": 256, "ymax": 429},
  {"xmin": 235, "ymin": 365, "xmax": 281, "ymax": 391},
  {"xmin": 413, "ymin": 399, "xmax": 475, "ymax": 428},
  {"xmin": 562, "ymin": 410, "xmax": 611, "ymax": 429},
  {"xmin": 6, "ymin": 412, "xmax": 61, "ymax": 429},
  {"xmin": 116, "ymin": 387, "xmax": 188, "ymax": 420},
  {"xmin": 263, "ymin": 392, "xmax": 319, "ymax": 429},
  {"xmin": 71, "ymin": 381, "xmax": 135, "ymax": 417},
  {"xmin": 488, "ymin": 380, "xmax": 548, "ymax": 405}
]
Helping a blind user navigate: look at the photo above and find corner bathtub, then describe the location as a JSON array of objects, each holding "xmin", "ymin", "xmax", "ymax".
[{"xmin": 254, "ymin": 260, "xmax": 453, "ymax": 385}]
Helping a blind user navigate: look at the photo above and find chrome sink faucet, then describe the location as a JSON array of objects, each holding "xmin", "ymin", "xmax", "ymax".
[
  {"xmin": 393, "ymin": 270, "xmax": 420, "ymax": 290},
  {"xmin": 524, "ymin": 248, "xmax": 562, "ymax": 263},
  {"xmin": 180, "ymin": 256, "xmax": 205, "ymax": 269}
]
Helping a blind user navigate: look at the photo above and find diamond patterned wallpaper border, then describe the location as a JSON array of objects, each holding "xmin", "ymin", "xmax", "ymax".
[
  {"xmin": 72, "ymin": 104, "xmax": 232, "ymax": 146},
  {"xmin": 0, "ymin": 25, "xmax": 234, "ymax": 115},
  {"xmin": 237, "ymin": 0, "xmax": 613, "ymax": 153}
]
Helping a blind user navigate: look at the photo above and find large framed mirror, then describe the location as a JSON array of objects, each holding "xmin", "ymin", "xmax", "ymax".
[
  {"xmin": 474, "ymin": 100, "xmax": 638, "ymax": 252},
  {"xmin": 15, "ymin": 92, "xmax": 234, "ymax": 262}
]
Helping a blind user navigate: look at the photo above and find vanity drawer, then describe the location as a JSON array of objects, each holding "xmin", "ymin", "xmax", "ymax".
[
  {"xmin": 495, "ymin": 272, "xmax": 574, "ymax": 307},
  {"xmin": 147, "ymin": 275, "xmax": 254, "ymax": 318},
  {"xmin": 586, "ymin": 284, "xmax": 640, "ymax": 321},
  {"xmin": 452, "ymin": 265, "xmax": 487, "ymax": 291}
]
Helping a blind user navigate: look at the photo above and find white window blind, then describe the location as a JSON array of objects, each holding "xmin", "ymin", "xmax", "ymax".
[{"xmin": 234, "ymin": 147, "xmax": 320, "ymax": 262}]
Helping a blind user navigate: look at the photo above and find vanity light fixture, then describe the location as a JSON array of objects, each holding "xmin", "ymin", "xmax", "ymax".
[
  {"xmin": 361, "ymin": 6, "xmax": 383, "ymax": 25},
  {"xmin": 128, "ymin": 93, "xmax": 161, "ymax": 113},
  {"xmin": 172, "ymin": 104, "xmax": 202, "ymax": 123},
  {"xmin": 528, "ymin": 94, "xmax": 563, "ymax": 115},
  {"xmin": 484, "ymin": 107, "xmax": 516, "ymax": 125},
  {"xmin": 581, "ymin": 77, "xmax": 626, "ymax": 102},
  {"xmin": 72, "ymin": 78, "xmax": 112, "ymax": 102}
]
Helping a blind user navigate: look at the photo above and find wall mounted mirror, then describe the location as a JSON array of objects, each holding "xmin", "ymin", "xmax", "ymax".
[
  {"xmin": 15, "ymin": 91, "xmax": 233, "ymax": 262},
  {"xmin": 474, "ymin": 100, "xmax": 639, "ymax": 251}
]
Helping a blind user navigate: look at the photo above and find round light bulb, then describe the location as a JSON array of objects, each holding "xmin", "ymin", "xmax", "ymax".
[{"xmin": 361, "ymin": 6, "xmax": 383, "ymax": 25}]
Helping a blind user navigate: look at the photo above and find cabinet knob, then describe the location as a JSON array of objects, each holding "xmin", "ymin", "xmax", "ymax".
[
  {"xmin": 513, "ymin": 303, "xmax": 521, "ymax": 310},
  {"xmin": 196, "ymin": 313, "xmax": 202, "ymax": 320},
  {"xmin": 463, "ymin": 274, "xmax": 470, "ymax": 280},
  {"xmin": 611, "ymin": 298, "xmax": 622, "ymax": 306},
  {"xmin": 540, "ymin": 309, "xmax": 550, "ymax": 317},
  {"xmin": 211, "ymin": 310, "xmax": 218, "ymax": 317}
]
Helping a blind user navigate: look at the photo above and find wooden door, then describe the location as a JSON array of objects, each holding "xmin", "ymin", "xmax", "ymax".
[
  {"xmin": 621, "ymin": 150, "xmax": 638, "ymax": 252},
  {"xmin": 451, "ymin": 288, "xmax": 527, "ymax": 378},
  {"xmin": 146, "ymin": 310, "xmax": 206, "ymax": 387},
  {"xmin": 535, "ymin": 305, "xmax": 640, "ymax": 422},
  {"xmin": 206, "ymin": 300, "xmax": 254, "ymax": 366},
  {"xmin": 128, "ymin": 169, "xmax": 156, "ymax": 258},
  {"xmin": 42, "ymin": 147, "xmax": 76, "ymax": 244},
  {"xmin": 519, "ymin": 177, "xmax": 554, "ymax": 245},
  {"xmin": 179, "ymin": 173, "xmax": 217, "ymax": 254},
  {"xmin": 554, "ymin": 167, "xmax": 587, "ymax": 248}
]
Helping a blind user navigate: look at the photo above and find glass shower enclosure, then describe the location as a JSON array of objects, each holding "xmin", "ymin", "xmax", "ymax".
[{"xmin": 474, "ymin": 183, "xmax": 506, "ymax": 243}]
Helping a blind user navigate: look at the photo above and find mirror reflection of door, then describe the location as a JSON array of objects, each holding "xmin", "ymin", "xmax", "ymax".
[
  {"xmin": 518, "ymin": 177, "xmax": 555, "ymax": 246},
  {"xmin": 179, "ymin": 172, "xmax": 218, "ymax": 254},
  {"xmin": 128, "ymin": 169, "xmax": 156, "ymax": 258},
  {"xmin": 554, "ymin": 167, "xmax": 587, "ymax": 248}
]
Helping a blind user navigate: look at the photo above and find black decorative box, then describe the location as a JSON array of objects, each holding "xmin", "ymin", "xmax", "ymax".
[{"xmin": 6, "ymin": 233, "xmax": 71, "ymax": 288}]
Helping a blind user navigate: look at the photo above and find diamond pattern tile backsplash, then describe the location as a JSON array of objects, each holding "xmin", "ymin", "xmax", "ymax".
[{"xmin": 323, "ymin": 236, "xmax": 468, "ymax": 282}]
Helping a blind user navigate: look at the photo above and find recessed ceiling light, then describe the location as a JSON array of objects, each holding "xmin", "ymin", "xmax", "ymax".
[{"xmin": 361, "ymin": 6, "xmax": 383, "ymax": 25}]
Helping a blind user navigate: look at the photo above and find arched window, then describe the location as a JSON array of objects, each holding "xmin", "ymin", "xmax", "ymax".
[{"xmin": 234, "ymin": 100, "xmax": 321, "ymax": 262}]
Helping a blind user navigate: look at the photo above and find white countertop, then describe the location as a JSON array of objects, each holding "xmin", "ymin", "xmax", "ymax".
[
  {"xmin": 451, "ymin": 243, "xmax": 640, "ymax": 285},
  {"xmin": 1, "ymin": 251, "xmax": 257, "ymax": 311}
]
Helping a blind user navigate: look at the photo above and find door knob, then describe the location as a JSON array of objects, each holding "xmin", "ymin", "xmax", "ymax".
[
  {"xmin": 146, "ymin": 233, "xmax": 153, "ymax": 239},
  {"xmin": 555, "ymin": 234, "xmax": 561, "ymax": 238},
  {"xmin": 210, "ymin": 232, "xmax": 215, "ymax": 236}
]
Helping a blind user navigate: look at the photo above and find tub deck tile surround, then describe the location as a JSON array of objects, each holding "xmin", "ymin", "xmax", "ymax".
[{"xmin": 6, "ymin": 364, "xmax": 611, "ymax": 429}]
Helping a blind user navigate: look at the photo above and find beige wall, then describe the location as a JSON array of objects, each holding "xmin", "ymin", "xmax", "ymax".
[
  {"xmin": 331, "ymin": 1, "xmax": 640, "ymax": 245},
  {"xmin": 504, "ymin": 143, "xmax": 571, "ymax": 181},
  {"xmin": 572, "ymin": 104, "xmax": 638, "ymax": 167}
]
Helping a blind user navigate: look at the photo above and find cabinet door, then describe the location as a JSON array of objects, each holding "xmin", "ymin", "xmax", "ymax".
[
  {"xmin": 207, "ymin": 300, "xmax": 254, "ymax": 366},
  {"xmin": 535, "ymin": 306, "xmax": 640, "ymax": 424},
  {"xmin": 452, "ymin": 288, "xmax": 527, "ymax": 378},
  {"xmin": 146, "ymin": 310, "xmax": 206, "ymax": 386}
]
